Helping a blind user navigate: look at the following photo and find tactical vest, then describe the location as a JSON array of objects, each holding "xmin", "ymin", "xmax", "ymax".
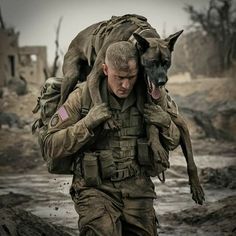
[
  {"xmin": 95, "ymin": 106, "xmax": 144, "ymax": 179},
  {"xmin": 80, "ymin": 82, "xmax": 145, "ymax": 182}
]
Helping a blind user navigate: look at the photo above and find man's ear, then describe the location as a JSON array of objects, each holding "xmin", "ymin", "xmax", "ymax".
[
  {"xmin": 102, "ymin": 63, "xmax": 108, "ymax": 76},
  {"xmin": 133, "ymin": 33, "xmax": 150, "ymax": 54},
  {"xmin": 165, "ymin": 30, "xmax": 183, "ymax": 52}
]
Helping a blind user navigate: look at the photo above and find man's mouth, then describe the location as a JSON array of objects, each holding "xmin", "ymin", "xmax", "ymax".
[
  {"xmin": 147, "ymin": 76, "xmax": 162, "ymax": 100},
  {"xmin": 119, "ymin": 89, "xmax": 128, "ymax": 94}
]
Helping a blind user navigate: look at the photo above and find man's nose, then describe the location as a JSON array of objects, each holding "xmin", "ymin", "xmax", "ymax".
[{"xmin": 122, "ymin": 79, "xmax": 130, "ymax": 89}]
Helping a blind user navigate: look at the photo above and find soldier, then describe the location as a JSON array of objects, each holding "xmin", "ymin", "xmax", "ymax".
[{"xmin": 43, "ymin": 41, "xmax": 180, "ymax": 236}]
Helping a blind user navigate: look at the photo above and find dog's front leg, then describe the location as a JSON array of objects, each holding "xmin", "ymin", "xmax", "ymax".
[
  {"xmin": 87, "ymin": 49, "xmax": 120, "ymax": 130},
  {"xmin": 172, "ymin": 114, "xmax": 205, "ymax": 205},
  {"xmin": 60, "ymin": 49, "xmax": 84, "ymax": 106}
]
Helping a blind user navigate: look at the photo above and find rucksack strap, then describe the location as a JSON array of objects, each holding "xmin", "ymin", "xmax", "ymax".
[
  {"xmin": 158, "ymin": 171, "xmax": 166, "ymax": 183},
  {"xmin": 81, "ymin": 82, "xmax": 92, "ymax": 117}
]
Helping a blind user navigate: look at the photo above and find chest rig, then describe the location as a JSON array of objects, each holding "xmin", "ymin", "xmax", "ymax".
[
  {"xmin": 81, "ymin": 82, "xmax": 145, "ymax": 181},
  {"xmin": 95, "ymin": 106, "xmax": 143, "ymax": 161}
]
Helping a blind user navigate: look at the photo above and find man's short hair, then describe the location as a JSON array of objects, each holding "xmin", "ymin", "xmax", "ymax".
[{"xmin": 105, "ymin": 41, "xmax": 138, "ymax": 70}]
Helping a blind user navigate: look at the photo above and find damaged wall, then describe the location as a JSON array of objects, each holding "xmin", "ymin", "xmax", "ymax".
[
  {"xmin": 0, "ymin": 28, "xmax": 19, "ymax": 87},
  {"xmin": 0, "ymin": 28, "xmax": 48, "ymax": 89},
  {"xmin": 19, "ymin": 46, "xmax": 47, "ymax": 86}
]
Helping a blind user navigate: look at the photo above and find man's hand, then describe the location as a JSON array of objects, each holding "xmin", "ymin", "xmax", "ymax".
[
  {"xmin": 144, "ymin": 104, "xmax": 171, "ymax": 128},
  {"xmin": 84, "ymin": 103, "xmax": 111, "ymax": 130}
]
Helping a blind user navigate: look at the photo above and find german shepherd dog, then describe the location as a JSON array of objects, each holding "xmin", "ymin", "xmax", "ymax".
[{"xmin": 61, "ymin": 14, "xmax": 204, "ymax": 205}]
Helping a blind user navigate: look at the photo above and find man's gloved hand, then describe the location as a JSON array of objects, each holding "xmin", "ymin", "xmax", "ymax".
[
  {"xmin": 144, "ymin": 104, "xmax": 171, "ymax": 128},
  {"xmin": 84, "ymin": 103, "xmax": 111, "ymax": 130}
]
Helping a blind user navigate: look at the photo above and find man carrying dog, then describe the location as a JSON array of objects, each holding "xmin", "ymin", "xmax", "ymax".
[{"xmin": 43, "ymin": 41, "xmax": 180, "ymax": 236}]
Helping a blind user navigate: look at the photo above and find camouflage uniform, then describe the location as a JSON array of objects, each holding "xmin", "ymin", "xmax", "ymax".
[{"xmin": 43, "ymin": 78, "xmax": 180, "ymax": 236}]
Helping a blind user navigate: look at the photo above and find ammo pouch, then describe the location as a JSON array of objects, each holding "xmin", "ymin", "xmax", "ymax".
[
  {"xmin": 98, "ymin": 150, "xmax": 116, "ymax": 179},
  {"xmin": 137, "ymin": 138, "xmax": 168, "ymax": 182},
  {"xmin": 82, "ymin": 152, "xmax": 101, "ymax": 186},
  {"xmin": 137, "ymin": 138, "xmax": 152, "ymax": 166}
]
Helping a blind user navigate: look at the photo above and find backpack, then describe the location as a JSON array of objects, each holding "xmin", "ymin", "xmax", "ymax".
[
  {"xmin": 32, "ymin": 77, "xmax": 92, "ymax": 174},
  {"xmin": 32, "ymin": 77, "xmax": 75, "ymax": 174},
  {"xmin": 32, "ymin": 77, "xmax": 62, "ymax": 133}
]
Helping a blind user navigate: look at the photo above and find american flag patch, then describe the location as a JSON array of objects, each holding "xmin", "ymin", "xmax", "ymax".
[{"xmin": 58, "ymin": 106, "xmax": 69, "ymax": 121}]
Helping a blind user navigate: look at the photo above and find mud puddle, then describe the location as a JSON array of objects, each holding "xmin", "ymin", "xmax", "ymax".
[{"xmin": 0, "ymin": 155, "xmax": 235, "ymax": 234}]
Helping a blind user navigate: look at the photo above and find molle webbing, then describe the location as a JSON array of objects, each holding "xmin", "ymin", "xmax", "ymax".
[
  {"xmin": 80, "ymin": 81, "xmax": 143, "ymax": 172},
  {"xmin": 81, "ymin": 83, "xmax": 92, "ymax": 117},
  {"xmin": 92, "ymin": 14, "xmax": 153, "ymax": 44},
  {"xmin": 96, "ymin": 106, "xmax": 143, "ymax": 165}
]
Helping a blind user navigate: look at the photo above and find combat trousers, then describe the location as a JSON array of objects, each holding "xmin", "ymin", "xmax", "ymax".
[{"xmin": 73, "ymin": 187, "xmax": 158, "ymax": 236}]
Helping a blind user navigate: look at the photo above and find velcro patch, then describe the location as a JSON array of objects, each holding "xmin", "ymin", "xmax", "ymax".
[
  {"xmin": 50, "ymin": 114, "xmax": 59, "ymax": 127},
  {"xmin": 58, "ymin": 106, "xmax": 69, "ymax": 121}
]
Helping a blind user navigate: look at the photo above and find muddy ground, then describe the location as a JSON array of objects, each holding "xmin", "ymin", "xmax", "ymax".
[{"xmin": 0, "ymin": 76, "xmax": 235, "ymax": 235}]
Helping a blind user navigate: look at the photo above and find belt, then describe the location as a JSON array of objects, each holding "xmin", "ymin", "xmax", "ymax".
[{"xmin": 111, "ymin": 161, "xmax": 140, "ymax": 182}]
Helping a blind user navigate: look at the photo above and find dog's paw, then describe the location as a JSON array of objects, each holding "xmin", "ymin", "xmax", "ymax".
[{"xmin": 190, "ymin": 181, "xmax": 205, "ymax": 205}]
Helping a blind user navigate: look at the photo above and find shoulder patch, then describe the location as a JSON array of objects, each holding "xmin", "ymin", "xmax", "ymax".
[
  {"xmin": 58, "ymin": 106, "xmax": 69, "ymax": 121},
  {"xmin": 50, "ymin": 114, "xmax": 59, "ymax": 127}
]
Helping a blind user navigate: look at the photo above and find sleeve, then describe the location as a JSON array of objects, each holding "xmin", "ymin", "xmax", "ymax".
[
  {"xmin": 159, "ymin": 89, "xmax": 180, "ymax": 150},
  {"xmin": 43, "ymin": 86, "xmax": 94, "ymax": 159},
  {"xmin": 160, "ymin": 121, "xmax": 180, "ymax": 150}
]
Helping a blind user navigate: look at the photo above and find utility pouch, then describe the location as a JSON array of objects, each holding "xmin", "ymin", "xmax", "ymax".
[
  {"xmin": 99, "ymin": 150, "xmax": 116, "ymax": 179},
  {"xmin": 82, "ymin": 152, "xmax": 101, "ymax": 186},
  {"xmin": 137, "ymin": 138, "xmax": 152, "ymax": 166}
]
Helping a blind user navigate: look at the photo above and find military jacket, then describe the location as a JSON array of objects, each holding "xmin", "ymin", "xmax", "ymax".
[{"xmin": 43, "ymin": 78, "xmax": 180, "ymax": 198}]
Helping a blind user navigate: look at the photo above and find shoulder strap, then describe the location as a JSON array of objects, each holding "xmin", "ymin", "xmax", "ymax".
[{"xmin": 81, "ymin": 82, "xmax": 92, "ymax": 117}]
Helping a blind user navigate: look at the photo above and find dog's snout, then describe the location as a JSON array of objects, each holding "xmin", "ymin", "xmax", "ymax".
[
  {"xmin": 157, "ymin": 81, "xmax": 166, "ymax": 86},
  {"xmin": 157, "ymin": 77, "xmax": 167, "ymax": 86}
]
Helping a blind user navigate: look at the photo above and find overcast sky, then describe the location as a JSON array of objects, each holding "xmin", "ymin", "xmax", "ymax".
[{"xmin": 1, "ymin": 0, "xmax": 210, "ymax": 64}]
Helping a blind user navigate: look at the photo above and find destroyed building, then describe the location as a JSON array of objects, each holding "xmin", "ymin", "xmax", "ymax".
[
  {"xmin": 0, "ymin": 25, "xmax": 48, "ymax": 88},
  {"xmin": 18, "ymin": 46, "xmax": 47, "ymax": 86}
]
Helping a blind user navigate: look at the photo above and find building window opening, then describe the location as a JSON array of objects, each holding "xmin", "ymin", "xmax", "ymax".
[
  {"xmin": 8, "ymin": 55, "xmax": 15, "ymax": 77},
  {"xmin": 30, "ymin": 54, "xmax": 37, "ymax": 62}
]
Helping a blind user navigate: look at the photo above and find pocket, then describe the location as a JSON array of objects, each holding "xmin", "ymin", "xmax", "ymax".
[
  {"xmin": 99, "ymin": 150, "xmax": 116, "ymax": 179},
  {"xmin": 75, "ymin": 196, "xmax": 106, "ymax": 231},
  {"xmin": 137, "ymin": 138, "xmax": 152, "ymax": 166},
  {"xmin": 82, "ymin": 152, "xmax": 101, "ymax": 186}
]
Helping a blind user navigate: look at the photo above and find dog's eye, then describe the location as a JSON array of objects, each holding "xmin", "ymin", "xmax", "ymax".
[{"xmin": 162, "ymin": 59, "xmax": 170, "ymax": 67}]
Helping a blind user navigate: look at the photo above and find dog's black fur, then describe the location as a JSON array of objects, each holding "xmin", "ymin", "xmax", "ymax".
[
  {"xmin": 61, "ymin": 14, "xmax": 182, "ymax": 105},
  {"xmin": 61, "ymin": 14, "xmax": 204, "ymax": 205}
]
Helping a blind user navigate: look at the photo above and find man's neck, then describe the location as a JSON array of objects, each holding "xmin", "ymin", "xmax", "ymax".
[{"xmin": 110, "ymin": 92, "xmax": 125, "ymax": 106}]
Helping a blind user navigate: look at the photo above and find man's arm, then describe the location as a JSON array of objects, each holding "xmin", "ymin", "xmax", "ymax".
[
  {"xmin": 43, "ymin": 87, "xmax": 93, "ymax": 159},
  {"xmin": 43, "ymin": 86, "xmax": 111, "ymax": 160},
  {"xmin": 144, "ymin": 104, "xmax": 180, "ymax": 151},
  {"xmin": 159, "ymin": 120, "xmax": 180, "ymax": 151}
]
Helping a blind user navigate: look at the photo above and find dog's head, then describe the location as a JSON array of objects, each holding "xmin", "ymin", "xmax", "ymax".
[{"xmin": 133, "ymin": 30, "xmax": 183, "ymax": 100}]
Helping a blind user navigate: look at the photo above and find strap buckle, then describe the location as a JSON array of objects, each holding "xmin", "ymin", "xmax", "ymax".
[{"xmin": 111, "ymin": 168, "xmax": 130, "ymax": 182}]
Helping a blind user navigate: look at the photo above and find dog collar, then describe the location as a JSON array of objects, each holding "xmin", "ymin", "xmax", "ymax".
[{"xmin": 128, "ymin": 28, "xmax": 151, "ymax": 45}]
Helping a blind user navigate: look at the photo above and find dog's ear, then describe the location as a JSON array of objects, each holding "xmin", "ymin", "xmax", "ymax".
[
  {"xmin": 165, "ymin": 30, "xmax": 183, "ymax": 52},
  {"xmin": 133, "ymin": 33, "xmax": 150, "ymax": 53}
]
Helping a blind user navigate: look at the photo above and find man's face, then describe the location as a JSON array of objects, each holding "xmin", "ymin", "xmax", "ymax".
[{"xmin": 103, "ymin": 60, "xmax": 138, "ymax": 98}]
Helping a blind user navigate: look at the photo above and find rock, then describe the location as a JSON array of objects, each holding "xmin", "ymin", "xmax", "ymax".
[
  {"xmin": 0, "ymin": 112, "xmax": 23, "ymax": 129},
  {"xmin": 7, "ymin": 76, "xmax": 27, "ymax": 96},
  {"xmin": 0, "ymin": 193, "xmax": 32, "ymax": 208},
  {"xmin": 173, "ymin": 93, "xmax": 236, "ymax": 141},
  {"xmin": 158, "ymin": 195, "xmax": 236, "ymax": 235},
  {"xmin": 200, "ymin": 166, "xmax": 236, "ymax": 189},
  {"xmin": 0, "ymin": 207, "xmax": 75, "ymax": 236}
]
